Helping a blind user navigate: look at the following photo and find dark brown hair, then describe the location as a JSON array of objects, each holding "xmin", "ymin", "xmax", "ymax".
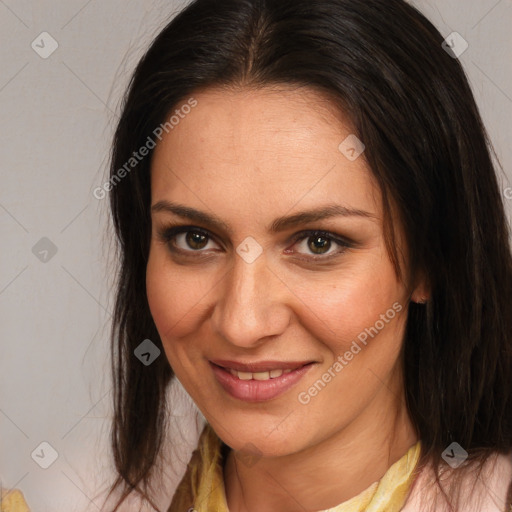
[{"xmin": 104, "ymin": 0, "xmax": 512, "ymax": 510}]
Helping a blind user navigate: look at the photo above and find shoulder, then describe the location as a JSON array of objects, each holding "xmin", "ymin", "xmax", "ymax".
[{"xmin": 402, "ymin": 450, "xmax": 512, "ymax": 512}]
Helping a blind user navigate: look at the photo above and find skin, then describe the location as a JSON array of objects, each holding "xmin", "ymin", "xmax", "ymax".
[{"xmin": 146, "ymin": 86, "xmax": 428, "ymax": 512}]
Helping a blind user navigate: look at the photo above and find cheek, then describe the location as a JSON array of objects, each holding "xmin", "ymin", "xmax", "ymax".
[
  {"xmin": 146, "ymin": 249, "xmax": 209, "ymax": 342},
  {"xmin": 294, "ymin": 270, "xmax": 407, "ymax": 434},
  {"xmin": 146, "ymin": 250, "xmax": 216, "ymax": 393},
  {"xmin": 280, "ymin": 255, "xmax": 405, "ymax": 355}
]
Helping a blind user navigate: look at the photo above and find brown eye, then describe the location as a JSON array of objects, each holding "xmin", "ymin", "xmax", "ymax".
[
  {"xmin": 158, "ymin": 225, "xmax": 221, "ymax": 255},
  {"xmin": 288, "ymin": 230, "xmax": 352, "ymax": 260},
  {"xmin": 307, "ymin": 235, "xmax": 332, "ymax": 255},
  {"xmin": 185, "ymin": 231, "xmax": 209, "ymax": 250}
]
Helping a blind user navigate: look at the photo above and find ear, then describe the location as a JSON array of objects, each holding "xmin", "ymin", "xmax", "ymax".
[{"xmin": 410, "ymin": 271, "xmax": 430, "ymax": 304}]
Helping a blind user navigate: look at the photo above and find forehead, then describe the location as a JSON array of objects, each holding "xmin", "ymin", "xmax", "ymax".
[{"xmin": 150, "ymin": 86, "xmax": 381, "ymax": 221}]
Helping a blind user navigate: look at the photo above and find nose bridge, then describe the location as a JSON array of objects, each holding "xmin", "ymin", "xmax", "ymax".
[{"xmin": 211, "ymin": 251, "xmax": 289, "ymax": 347}]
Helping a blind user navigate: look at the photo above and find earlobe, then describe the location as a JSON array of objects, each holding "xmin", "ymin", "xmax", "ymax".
[{"xmin": 410, "ymin": 273, "xmax": 430, "ymax": 304}]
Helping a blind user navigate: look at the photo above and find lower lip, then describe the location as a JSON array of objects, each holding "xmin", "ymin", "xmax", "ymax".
[{"xmin": 210, "ymin": 362, "xmax": 315, "ymax": 402}]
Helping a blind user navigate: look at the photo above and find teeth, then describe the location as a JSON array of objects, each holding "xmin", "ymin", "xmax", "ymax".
[
  {"xmin": 254, "ymin": 371, "xmax": 271, "ymax": 380},
  {"xmin": 228, "ymin": 368, "xmax": 294, "ymax": 380}
]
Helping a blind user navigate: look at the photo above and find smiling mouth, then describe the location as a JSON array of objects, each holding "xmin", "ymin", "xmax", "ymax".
[{"xmin": 209, "ymin": 361, "xmax": 316, "ymax": 402}]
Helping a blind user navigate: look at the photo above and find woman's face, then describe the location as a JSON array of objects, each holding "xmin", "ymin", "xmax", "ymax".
[{"xmin": 147, "ymin": 86, "xmax": 418, "ymax": 457}]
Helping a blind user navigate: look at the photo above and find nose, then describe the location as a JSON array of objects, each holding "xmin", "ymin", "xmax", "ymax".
[{"xmin": 210, "ymin": 249, "xmax": 291, "ymax": 349}]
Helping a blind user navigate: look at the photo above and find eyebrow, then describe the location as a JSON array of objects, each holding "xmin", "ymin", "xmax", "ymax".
[{"xmin": 151, "ymin": 200, "xmax": 377, "ymax": 235}]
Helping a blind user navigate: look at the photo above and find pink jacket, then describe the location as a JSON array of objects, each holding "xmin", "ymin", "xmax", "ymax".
[{"xmin": 402, "ymin": 451, "xmax": 512, "ymax": 511}]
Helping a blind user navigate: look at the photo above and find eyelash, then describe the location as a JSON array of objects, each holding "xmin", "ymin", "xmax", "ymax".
[{"xmin": 156, "ymin": 224, "xmax": 353, "ymax": 261}]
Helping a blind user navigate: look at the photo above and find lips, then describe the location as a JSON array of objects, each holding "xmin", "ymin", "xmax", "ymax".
[{"xmin": 209, "ymin": 360, "xmax": 316, "ymax": 402}]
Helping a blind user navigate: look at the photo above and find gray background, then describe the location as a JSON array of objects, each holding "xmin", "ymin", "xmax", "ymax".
[{"xmin": 0, "ymin": 1, "xmax": 511, "ymax": 511}]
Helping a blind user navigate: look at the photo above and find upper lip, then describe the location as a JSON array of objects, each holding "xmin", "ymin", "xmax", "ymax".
[{"xmin": 210, "ymin": 359, "xmax": 314, "ymax": 372}]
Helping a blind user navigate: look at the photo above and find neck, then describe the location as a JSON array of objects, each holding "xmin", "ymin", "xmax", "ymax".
[{"xmin": 223, "ymin": 375, "xmax": 418, "ymax": 512}]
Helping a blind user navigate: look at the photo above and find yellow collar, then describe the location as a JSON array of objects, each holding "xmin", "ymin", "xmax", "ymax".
[
  {"xmin": 168, "ymin": 423, "xmax": 422, "ymax": 512},
  {"xmin": 1, "ymin": 489, "xmax": 30, "ymax": 512}
]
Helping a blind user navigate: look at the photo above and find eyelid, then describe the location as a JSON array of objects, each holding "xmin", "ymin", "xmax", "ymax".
[
  {"xmin": 156, "ymin": 223, "xmax": 353, "ymax": 259},
  {"xmin": 288, "ymin": 229, "xmax": 353, "ymax": 248},
  {"xmin": 285, "ymin": 229, "xmax": 353, "ymax": 260},
  {"xmin": 157, "ymin": 224, "xmax": 223, "ymax": 252}
]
